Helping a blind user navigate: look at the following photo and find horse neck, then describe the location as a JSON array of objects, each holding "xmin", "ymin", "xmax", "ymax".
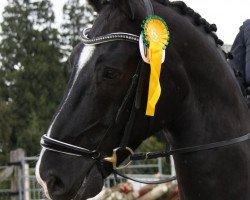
[
  {"xmin": 162, "ymin": 6, "xmax": 250, "ymax": 145},
  {"xmin": 160, "ymin": 7, "xmax": 250, "ymax": 200}
]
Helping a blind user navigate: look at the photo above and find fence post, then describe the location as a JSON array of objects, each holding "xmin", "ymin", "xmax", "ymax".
[
  {"xmin": 23, "ymin": 163, "xmax": 30, "ymax": 200},
  {"xmin": 158, "ymin": 158, "xmax": 162, "ymax": 175},
  {"xmin": 10, "ymin": 149, "xmax": 25, "ymax": 200}
]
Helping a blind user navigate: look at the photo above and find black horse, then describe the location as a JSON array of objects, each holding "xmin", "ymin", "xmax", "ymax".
[{"xmin": 36, "ymin": 0, "xmax": 250, "ymax": 200}]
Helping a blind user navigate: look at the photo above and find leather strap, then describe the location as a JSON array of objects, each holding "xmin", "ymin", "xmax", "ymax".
[
  {"xmin": 114, "ymin": 132, "xmax": 250, "ymax": 184},
  {"xmin": 41, "ymin": 135, "xmax": 100, "ymax": 159},
  {"xmin": 130, "ymin": 132, "xmax": 250, "ymax": 161},
  {"xmin": 115, "ymin": 63, "xmax": 141, "ymax": 123},
  {"xmin": 115, "ymin": 171, "xmax": 176, "ymax": 184}
]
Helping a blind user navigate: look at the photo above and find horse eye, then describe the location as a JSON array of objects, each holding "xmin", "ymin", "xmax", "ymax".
[{"xmin": 103, "ymin": 68, "xmax": 120, "ymax": 80}]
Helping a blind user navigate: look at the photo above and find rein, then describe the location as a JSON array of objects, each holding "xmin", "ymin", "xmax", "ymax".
[
  {"xmin": 40, "ymin": 0, "xmax": 250, "ymax": 185},
  {"xmin": 41, "ymin": 130, "xmax": 250, "ymax": 184}
]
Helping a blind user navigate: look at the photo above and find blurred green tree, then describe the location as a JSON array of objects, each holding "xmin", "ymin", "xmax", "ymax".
[
  {"xmin": 0, "ymin": 0, "xmax": 67, "ymax": 159},
  {"xmin": 61, "ymin": 0, "xmax": 96, "ymax": 59}
]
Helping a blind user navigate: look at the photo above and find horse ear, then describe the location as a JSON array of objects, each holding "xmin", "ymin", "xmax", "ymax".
[
  {"xmin": 87, "ymin": 0, "xmax": 110, "ymax": 12},
  {"xmin": 113, "ymin": 0, "xmax": 147, "ymax": 20}
]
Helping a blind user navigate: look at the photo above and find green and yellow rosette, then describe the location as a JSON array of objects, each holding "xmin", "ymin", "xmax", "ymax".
[{"xmin": 141, "ymin": 15, "xmax": 170, "ymax": 116}]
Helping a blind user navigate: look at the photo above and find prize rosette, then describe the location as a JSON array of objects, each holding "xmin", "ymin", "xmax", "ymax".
[{"xmin": 141, "ymin": 15, "xmax": 170, "ymax": 116}]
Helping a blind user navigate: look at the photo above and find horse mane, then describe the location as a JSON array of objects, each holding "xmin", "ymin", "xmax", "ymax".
[
  {"xmin": 89, "ymin": 0, "xmax": 232, "ymax": 59},
  {"xmin": 154, "ymin": 0, "xmax": 232, "ymax": 59},
  {"xmin": 169, "ymin": 2, "xmax": 221, "ymax": 44}
]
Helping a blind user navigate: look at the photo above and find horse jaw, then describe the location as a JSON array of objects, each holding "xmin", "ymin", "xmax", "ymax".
[{"xmin": 74, "ymin": 165, "xmax": 104, "ymax": 200}]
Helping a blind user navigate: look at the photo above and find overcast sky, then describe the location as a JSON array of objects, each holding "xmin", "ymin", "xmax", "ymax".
[{"xmin": 0, "ymin": 0, "xmax": 249, "ymax": 44}]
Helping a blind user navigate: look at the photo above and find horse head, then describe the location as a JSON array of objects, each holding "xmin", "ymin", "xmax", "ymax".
[
  {"xmin": 36, "ymin": 1, "xmax": 165, "ymax": 199},
  {"xmin": 36, "ymin": 0, "xmax": 250, "ymax": 200}
]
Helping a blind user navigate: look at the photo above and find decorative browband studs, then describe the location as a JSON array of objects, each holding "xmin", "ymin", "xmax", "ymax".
[{"xmin": 81, "ymin": 28, "xmax": 139, "ymax": 45}]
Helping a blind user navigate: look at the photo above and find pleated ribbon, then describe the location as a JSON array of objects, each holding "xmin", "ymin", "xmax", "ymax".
[{"xmin": 142, "ymin": 17, "xmax": 170, "ymax": 116}]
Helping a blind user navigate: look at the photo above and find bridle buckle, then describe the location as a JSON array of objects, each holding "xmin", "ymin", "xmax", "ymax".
[{"xmin": 103, "ymin": 147, "xmax": 134, "ymax": 170}]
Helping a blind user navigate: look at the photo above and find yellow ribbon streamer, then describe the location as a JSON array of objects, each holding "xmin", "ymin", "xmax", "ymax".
[
  {"xmin": 142, "ymin": 16, "xmax": 170, "ymax": 116},
  {"xmin": 146, "ymin": 42, "xmax": 163, "ymax": 116}
]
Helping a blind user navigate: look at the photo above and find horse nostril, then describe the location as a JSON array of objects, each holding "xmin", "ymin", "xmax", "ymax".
[{"xmin": 47, "ymin": 175, "xmax": 66, "ymax": 196}]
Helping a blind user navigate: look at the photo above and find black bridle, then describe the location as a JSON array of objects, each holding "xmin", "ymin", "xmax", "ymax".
[{"xmin": 40, "ymin": 0, "xmax": 250, "ymax": 184}]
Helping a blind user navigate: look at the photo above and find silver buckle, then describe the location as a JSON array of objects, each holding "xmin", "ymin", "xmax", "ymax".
[{"xmin": 103, "ymin": 147, "xmax": 134, "ymax": 170}]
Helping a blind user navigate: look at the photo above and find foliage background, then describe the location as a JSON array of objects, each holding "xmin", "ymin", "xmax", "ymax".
[{"xmin": 0, "ymin": 0, "xmax": 95, "ymax": 161}]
